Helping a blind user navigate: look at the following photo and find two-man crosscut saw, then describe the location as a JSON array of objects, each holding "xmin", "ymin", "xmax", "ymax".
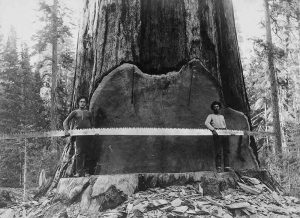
[{"xmin": 0, "ymin": 128, "xmax": 275, "ymax": 140}]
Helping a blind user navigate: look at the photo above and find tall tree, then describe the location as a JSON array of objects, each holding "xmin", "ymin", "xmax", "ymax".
[
  {"xmin": 51, "ymin": 0, "xmax": 58, "ymax": 137},
  {"xmin": 0, "ymin": 24, "xmax": 3, "ymax": 64},
  {"xmin": 0, "ymin": 28, "xmax": 23, "ymax": 187},
  {"xmin": 297, "ymin": 0, "xmax": 300, "ymax": 122},
  {"xmin": 20, "ymin": 43, "xmax": 49, "ymax": 131},
  {"xmin": 0, "ymin": 29, "xmax": 50, "ymax": 187},
  {"xmin": 0, "ymin": 27, "xmax": 22, "ymax": 132},
  {"xmin": 46, "ymin": 0, "xmax": 257, "ymax": 192},
  {"xmin": 264, "ymin": 0, "xmax": 283, "ymax": 155},
  {"xmin": 33, "ymin": 0, "xmax": 74, "ymax": 153}
]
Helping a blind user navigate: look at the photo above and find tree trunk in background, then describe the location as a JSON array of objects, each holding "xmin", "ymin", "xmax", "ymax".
[
  {"xmin": 297, "ymin": 0, "xmax": 300, "ymax": 122},
  {"xmin": 51, "ymin": 0, "xmax": 59, "ymax": 154},
  {"xmin": 264, "ymin": 0, "xmax": 282, "ymax": 155}
]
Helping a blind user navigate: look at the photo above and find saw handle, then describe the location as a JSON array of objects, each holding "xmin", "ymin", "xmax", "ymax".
[
  {"xmin": 63, "ymin": 130, "xmax": 71, "ymax": 138},
  {"xmin": 212, "ymin": 129, "xmax": 218, "ymax": 136}
]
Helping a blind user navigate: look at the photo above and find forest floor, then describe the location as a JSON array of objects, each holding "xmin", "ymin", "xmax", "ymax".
[{"xmin": 1, "ymin": 174, "xmax": 300, "ymax": 217}]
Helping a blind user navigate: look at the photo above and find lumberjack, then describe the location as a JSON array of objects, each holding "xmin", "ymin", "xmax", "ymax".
[
  {"xmin": 205, "ymin": 101, "xmax": 230, "ymax": 172},
  {"xmin": 63, "ymin": 96, "xmax": 94, "ymax": 177}
]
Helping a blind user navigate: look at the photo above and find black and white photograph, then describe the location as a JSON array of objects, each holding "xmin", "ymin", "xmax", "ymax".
[{"xmin": 0, "ymin": 0, "xmax": 300, "ymax": 217}]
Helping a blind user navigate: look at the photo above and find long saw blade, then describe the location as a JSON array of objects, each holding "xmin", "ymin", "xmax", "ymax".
[
  {"xmin": 0, "ymin": 130, "xmax": 65, "ymax": 140},
  {"xmin": 0, "ymin": 128, "xmax": 275, "ymax": 140}
]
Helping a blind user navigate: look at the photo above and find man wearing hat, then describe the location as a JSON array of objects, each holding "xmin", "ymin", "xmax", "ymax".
[{"xmin": 205, "ymin": 101, "xmax": 230, "ymax": 172}]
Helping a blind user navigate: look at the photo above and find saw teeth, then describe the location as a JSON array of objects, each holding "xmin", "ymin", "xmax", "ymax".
[{"xmin": 0, "ymin": 128, "xmax": 274, "ymax": 139}]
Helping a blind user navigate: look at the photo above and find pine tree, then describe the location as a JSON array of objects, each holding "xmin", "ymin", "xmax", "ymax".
[
  {"xmin": 33, "ymin": 0, "xmax": 73, "ymax": 114},
  {"xmin": 0, "ymin": 27, "xmax": 23, "ymax": 187},
  {"xmin": 264, "ymin": 0, "xmax": 283, "ymax": 155},
  {"xmin": 32, "ymin": 0, "xmax": 75, "ymax": 154},
  {"xmin": 0, "ymin": 24, "xmax": 4, "ymax": 65},
  {"xmin": 0, "ymin": 27, "xmax": 22, "ymax": 133},
  {"xmin": 0, "ymin": 33, "xmax": 50, "ymax": 187},
  {"xmin": 243, "ymin": 0, "xmax": 300, "ymax": 191},
  {"xmin": 20, "ymin": 43, "xmax": 49, "ymax": 131}
]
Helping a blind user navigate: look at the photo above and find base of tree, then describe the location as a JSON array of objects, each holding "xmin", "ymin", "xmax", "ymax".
[{"xmin": 23, "ymin": 170, "xmax": 281, "ymax": 217}]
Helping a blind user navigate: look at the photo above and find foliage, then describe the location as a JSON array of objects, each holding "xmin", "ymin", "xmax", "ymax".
[
  {"xmin": 0, "ymin": 27, "xmax": 23, "ymax": 133},
  {"xmin": 0, "ymin": 28, "xmax": 51, "ymax": 187},
  {"xmin": 241, "ymin": 0, "xmax": 300, "ymax": 194},
  {"xmin": 0, "ymin": 1, "xmax": 77, "ymax": 188},
  {"xmin": 32, "ymin": 0, "xmax": 73, "ymax": 54},
  {"xmin": 33, "ymin": 0, "xmax": 75, "ymax": 128}
]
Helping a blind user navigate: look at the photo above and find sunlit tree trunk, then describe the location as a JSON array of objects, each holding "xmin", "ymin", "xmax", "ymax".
[{"xmin": 264, "ymin": 0, "xmax": 283, "ymax": 155}]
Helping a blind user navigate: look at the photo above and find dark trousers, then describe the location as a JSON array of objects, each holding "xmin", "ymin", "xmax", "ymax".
[
  {"xmin": 213, "ymin": 134, "xmax": 230, "ymax": 169},
  {"xmin": 75, "ymin": 136, "xmax": 94, "ymax": 175}
]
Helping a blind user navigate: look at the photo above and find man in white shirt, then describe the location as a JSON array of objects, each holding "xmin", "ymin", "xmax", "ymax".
[{"xmin": 205, "ymin": 101, "xmax": 230, "ymax": 172}]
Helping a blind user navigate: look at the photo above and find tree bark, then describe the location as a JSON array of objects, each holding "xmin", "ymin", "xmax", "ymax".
[
  {"xmin": 297, "ymin": 0, "xmax": 300, "ymax": 122},
  {"xmin": 47, "ymin": 0, "xmax": 258, "ymax": 191},
  {"xmin": 264, "ymin": 0, "xmax": 283, "ymax": 155},
  {"xmin": 51, "ymin": 0, "xmax": 59, "ymax": 154},
  {"xmin": 72, "ymin": 0, "xmax": 250, "ymax": 115}
]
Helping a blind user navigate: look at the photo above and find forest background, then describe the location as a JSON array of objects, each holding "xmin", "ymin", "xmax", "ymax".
[{"xmin": 0, "ymin": 0, "xmax": 299, "ymax": 195}]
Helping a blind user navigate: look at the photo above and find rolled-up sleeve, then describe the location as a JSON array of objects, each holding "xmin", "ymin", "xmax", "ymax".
[{"xmin": 205, "ymin": 115, "xmax": 214, "ymax": 131}]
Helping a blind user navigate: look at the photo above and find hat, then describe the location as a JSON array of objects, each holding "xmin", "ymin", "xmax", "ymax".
[{"xmin": 210, "ymin": 101, "xmax": 222, "ymax": 110}]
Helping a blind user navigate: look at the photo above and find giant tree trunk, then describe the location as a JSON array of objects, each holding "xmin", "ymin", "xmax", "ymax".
[
  {"xmin": 72, "ymin": 0, "xmax": 249, "ymax": 114},
  {"xmin": 50, "ymin": 0, "xmax": 257, "ymax": 189}
]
